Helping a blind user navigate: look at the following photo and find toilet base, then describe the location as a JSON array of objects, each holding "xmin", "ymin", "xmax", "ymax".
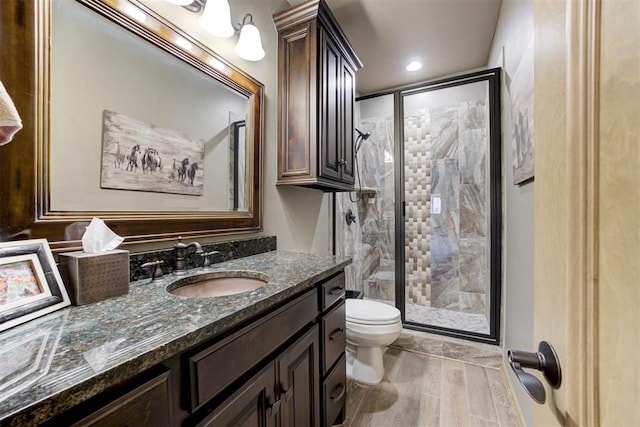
[{"xmin": 346, "ymin": 343, "xmax": 386, "ymax": 385}]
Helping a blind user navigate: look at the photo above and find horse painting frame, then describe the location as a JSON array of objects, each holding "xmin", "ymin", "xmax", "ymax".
[
  {"xmin": 0, "ymin": 239, "xmax": 71, "ymax": 332},
  {"xmin": 100, "ymin": 110, "xmax": 205, "ymax": 196}
]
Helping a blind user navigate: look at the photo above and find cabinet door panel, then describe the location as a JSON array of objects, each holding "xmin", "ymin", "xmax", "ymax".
[
  {"xmin": 196, "ymin": 364, "xmax": 277, "ymax": 427},
  {"xmin": 279, "ymin": 22, "xmax": 315, "ymax": 179},
  {"xmin": 276, "ymin": 326, "xmax": 320, "ymax": 427},
  {"xmin": 69, "ymin": 369, "xmax": 172, "ymax": 427},
  {"xmin": 341, "ymin": 62, "xmax": 356, "ymax": 184},
  {"xmin": 319, "ymin": 30, "xmax": 342, "ymax": 181}
]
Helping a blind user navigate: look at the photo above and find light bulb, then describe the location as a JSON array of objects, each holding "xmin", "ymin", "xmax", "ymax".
[
  {"xmin": 235, "ymin": 17, "xmax": 265, "ymax": 61},
  {"xmin": 199, "ymin": 0, "xmax": 234, "ymax": 38},
  {"xmin": 406, "ymin": 61, "xmax": 423, "ymax": 72}
]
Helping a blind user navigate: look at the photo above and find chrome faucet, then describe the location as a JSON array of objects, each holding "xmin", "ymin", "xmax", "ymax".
[{"xmin": 173, "ymin": 236, "xmax": 203, "ymax": 275}]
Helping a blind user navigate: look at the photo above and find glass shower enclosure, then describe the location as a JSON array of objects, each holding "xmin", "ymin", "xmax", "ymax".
[{"xmin": 335, "ymin": 69, "xmax": 501, "ymax": 344}]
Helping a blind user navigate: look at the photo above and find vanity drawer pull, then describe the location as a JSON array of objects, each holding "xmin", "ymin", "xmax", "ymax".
[
  {"xmin": 330, "ymin": 383, "xmax": 345, "ymax": 403},
  {"xmin": 328, "ymin": 286, "xmax": 344, "ymax": 296},
  {"xmin": 321, "ymin": 272, "xmax": 346, "ymax": 311},
  {"xmin": 329, "ymin": 328, "xmax": 344, "ymax": 342}
]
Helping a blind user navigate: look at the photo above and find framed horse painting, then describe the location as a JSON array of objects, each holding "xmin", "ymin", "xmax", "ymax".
[{"xmin": 100, "ymin": 110, "xmax": 206, "ymax": 196}]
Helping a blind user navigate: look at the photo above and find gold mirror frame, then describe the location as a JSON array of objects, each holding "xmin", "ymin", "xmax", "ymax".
[{"xmin": 0, "ymin": 0, "xmax": 263, "ymax": 251}]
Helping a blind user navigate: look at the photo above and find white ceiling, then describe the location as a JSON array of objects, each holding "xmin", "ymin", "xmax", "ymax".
[{"xmin": 289, "ymin": 0, "xmax": 502, "ymax": 96}]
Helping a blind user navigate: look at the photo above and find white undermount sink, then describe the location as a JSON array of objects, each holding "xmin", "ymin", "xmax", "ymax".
[{"xmin": 167, "ymin": 271, "xmax": 269, "ymax": 298}]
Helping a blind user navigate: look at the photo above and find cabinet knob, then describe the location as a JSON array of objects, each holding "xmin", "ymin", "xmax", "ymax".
[
  {"xmin": 281, "ymin": 385, "xmax": 293, "ymax": 401},
  {"xmin": 338, "ymin": 158, "xmax": 345, "ymax": 166},
  {"xmin": 266, "ymin": 399, "xmax": 281, "ymax": 418}
]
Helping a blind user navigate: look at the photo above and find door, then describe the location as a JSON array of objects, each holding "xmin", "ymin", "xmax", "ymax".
[
  {"xmin": 397, "ymin": 69, "xmax": 502, "ymax": 344},
  {"xmin": 533, "ymin": 0, "xmax": 639, "ymax": 425},
  {"xmin": 196, "ymin": 364, "xmax": 277, "ymax": 427},
  {"xmin": 276, "ymin": 326, "xmax": 320, "ymax": 427},
  {"xmin": 319, "ymin": 29, "xmax": 342, "ymax": 182}
]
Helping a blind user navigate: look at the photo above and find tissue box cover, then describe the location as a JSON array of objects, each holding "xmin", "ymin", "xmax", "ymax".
[{"xmin": 58, "ymin": 250, "xmax": 130, "ymax": 305}]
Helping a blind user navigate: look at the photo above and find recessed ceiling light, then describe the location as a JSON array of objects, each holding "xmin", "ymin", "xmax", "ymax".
[{"xmin": 406, "ymin": 61, "xmax": 422, "ymax": 72}]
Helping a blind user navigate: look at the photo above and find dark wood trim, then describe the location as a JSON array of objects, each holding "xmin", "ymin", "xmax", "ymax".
[{"xmin": 0, "ymin": 0, "xmax": 264, "ymax": 251}]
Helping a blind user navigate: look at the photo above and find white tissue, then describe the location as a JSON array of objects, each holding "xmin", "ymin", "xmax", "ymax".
[{"xmin": 81, "ymin": 217, "xmax": 124, "ymax": 253}]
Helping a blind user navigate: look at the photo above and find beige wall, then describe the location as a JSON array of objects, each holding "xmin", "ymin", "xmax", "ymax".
[
  {"xmin": 599, "ymin": 0, "xmax": 640, "ymax": 423},
  {"xmin": 486, "ymin": 0, "xmax": 535, "ymax": 423},
  {"xmin": 126, "ymin": 0, "xmax": 333, "ymax": 254}
]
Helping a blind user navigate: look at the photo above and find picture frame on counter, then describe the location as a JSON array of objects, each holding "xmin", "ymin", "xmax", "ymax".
[{"xmin": 0, "ymin": 239, "xmax": 71, "ymax": 332}]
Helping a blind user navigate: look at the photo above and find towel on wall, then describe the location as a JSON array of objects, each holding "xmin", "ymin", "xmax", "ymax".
[{"xmin": 0, "ymin": 79, "xmax": 22, "ymax": 146}]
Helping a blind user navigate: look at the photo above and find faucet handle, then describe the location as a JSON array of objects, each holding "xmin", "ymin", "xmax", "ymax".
[
  {"xmin": 141, "ymin": 260, "xmax": 164, "ymax": 282},
  {"xmin": 200, "ymin": 251, "xmax": 220, "ymax": 270}
]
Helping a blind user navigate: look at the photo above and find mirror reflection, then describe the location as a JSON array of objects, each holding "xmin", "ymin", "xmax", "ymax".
[{"xmin": 50, "ymin": 0, "xmax": 249, "ymax": 212}]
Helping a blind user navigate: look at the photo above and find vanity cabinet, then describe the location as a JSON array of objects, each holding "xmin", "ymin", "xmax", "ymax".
[
  {"xmin": 273, "ymin": 0, "xmax": 362, "ymax": 192},
  {"xmin": 47, "ymin": 272, "xmax": 346, "ymax": 427}
]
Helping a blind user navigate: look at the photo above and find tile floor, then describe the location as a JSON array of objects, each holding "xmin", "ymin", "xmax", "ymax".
[{"xmin": 339, "ymin": 330, "xmax": 520, "ymax": 427}]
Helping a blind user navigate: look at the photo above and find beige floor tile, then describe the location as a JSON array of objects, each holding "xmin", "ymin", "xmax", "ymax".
[
  {"xmin": 387, "ymin": 347, "xmax": 443, "ymax": 397},
  {"xmin": 469, "ymin": 415, "xmax": 501, "ymax": 427},
  {"xmin": 485, "ymin": 368, "xmax": 520, "ymax": 426},
  {"xmin": 440, "ymin": 359, "xmax": 470, "ymax": 426},
  {"xmin": 464, "ymin": 363, "xmax": 499, "ymax": 422}
]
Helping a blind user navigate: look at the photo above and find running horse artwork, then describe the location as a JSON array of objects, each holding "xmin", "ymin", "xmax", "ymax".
[
  {"xmin": 114, "ymin": 141, "xmax": 126, "ymax": 169},
  {"xmin": 187, "ymin": 163, "xmax": 198, "ymax": 186},
  {"xmin": 125, "ymin": 144, "xmax": 141, "ymax": 172},
  {"xmin": 142, "ymin": 147, "xmax": 162, "ymax": 174},
  {"xmin": 177, "ymin": 158, "xmax": 189, "ymax": 182},
  {"xmin": 101, "ymin": 110, "xmax": 205, "ymax": 196}
]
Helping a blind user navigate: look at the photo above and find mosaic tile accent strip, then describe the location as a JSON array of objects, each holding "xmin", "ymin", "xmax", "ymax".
[{"xmin": 404, "ymin": 110, "xmax": 432, "ymax": 306}]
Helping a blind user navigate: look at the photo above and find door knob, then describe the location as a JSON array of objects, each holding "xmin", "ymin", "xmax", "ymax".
[{"xmin": 507, "ymin": 341, "xmax": 562, "ymax": 404}]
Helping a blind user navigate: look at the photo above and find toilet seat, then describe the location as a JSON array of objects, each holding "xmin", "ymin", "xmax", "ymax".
[{"xmin": 345, "ymin": 299, "xmax": 401, "ymax": 325}]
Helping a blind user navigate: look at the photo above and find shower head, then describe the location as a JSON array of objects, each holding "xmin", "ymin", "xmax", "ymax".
[
  {"xmin": 355, "ymin": 128, "xmax": 371, "ymax": 141},
  {"xmin": 355, "ymin": 128, "xmax": 371, "ymax": 154}
]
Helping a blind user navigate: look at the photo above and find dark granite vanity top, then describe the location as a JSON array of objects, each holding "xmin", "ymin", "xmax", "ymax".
[{"xmin": 0, "ymin": 251, "xmax": 351, "ymax": 425}]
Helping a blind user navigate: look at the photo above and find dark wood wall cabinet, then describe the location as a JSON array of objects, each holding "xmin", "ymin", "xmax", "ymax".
[
  {"xmin": 49, "ymin": 272, "xmax": 347, "ymax": 427},
  {"xmin": 273, "ymin": 0, "xmax": 363, "ymax": 192}
]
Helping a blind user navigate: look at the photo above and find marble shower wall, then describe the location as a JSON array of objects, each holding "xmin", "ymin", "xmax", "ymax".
[
  {"xmin": 336, "ymin": 114, "xmax": 395, "ymax": 303},
  {"xmin": 404, "ymin": 101, "xmax": 489, "ymax": 314}
]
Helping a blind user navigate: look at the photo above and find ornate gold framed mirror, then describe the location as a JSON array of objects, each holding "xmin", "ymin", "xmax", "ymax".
[{"xmin": 0, "ymin": 0, "xmax": 264, "ymax": 251}]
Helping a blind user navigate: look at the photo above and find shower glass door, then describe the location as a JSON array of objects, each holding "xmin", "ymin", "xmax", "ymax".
[{"xmin": 397, "ymin": 69, "xmax": 501, "ymax": 343}]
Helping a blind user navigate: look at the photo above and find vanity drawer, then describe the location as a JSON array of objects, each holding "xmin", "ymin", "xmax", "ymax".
[
  {"xmin": 321, "ymin": 301, "xmax": 346, "ymax": 374},
  {"xmin": 322, "ymin": 354, "xmax": 346, "ymax": 427},
  {"xmin": 320, "ymin": 272, "xmax": 345, "ymax": 311},
  {"xmin": 188, "ymin": 289, "xmax": 318, "ymax": 412},
  {"xmin": 51, "ymin": 367, "xmax": 173, "ymax": 427}
]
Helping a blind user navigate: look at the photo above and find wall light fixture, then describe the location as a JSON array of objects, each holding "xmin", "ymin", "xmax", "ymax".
[{"xmin": 165, "ymin": 0, "xmax": 265, "ymax": 61}]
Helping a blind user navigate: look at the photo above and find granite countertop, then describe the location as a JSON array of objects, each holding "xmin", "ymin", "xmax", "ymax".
[{"xmin": 0, "ymin": 251, "xmax": 351, "ymax": 425}]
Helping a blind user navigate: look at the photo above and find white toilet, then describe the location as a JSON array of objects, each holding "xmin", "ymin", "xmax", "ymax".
[{"xmin": 345, "ymin": 299, "xmax": 402, "ymax": 384}]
